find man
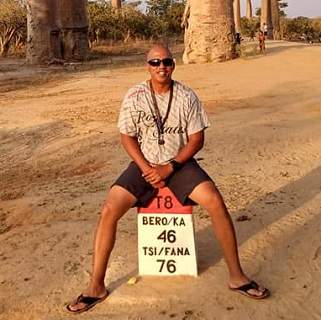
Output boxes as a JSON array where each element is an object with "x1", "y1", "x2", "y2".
[
  {"x1": 66, "y1": 45, "x2": 270, "y2": 314},
  {"x1": 259, "y1": 30, "x2": 266, "y2": 53},
  {"x1": 263, "y1": 23, "x2": 268, "y2": 37}
]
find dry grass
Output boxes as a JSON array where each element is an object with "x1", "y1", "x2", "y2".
[{"x1": 89, "y1": 38, "x2": 184, "y2": 59}]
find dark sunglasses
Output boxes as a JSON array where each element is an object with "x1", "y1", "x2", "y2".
[{"x1": 147, "y1": 58, "x2": 174, "y2": 67}]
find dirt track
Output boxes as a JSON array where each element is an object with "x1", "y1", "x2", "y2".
[{"x1": 0, "y1": 41, "x2": 321, "y2": 320}]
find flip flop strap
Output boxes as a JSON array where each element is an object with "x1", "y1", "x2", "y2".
[
  {"x1": 236, "y1": 281, "x2": 259, "y2": 292},
  {"x1": 76, "y1": 294, "x2": 103, "y2": 305}
]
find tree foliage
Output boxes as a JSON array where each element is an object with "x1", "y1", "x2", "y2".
[
  {"x1": 241, "y1": 17, "x2": 260, "y2": 37},
  {"x1": 0, "y1": 0, "x2": 26, "y2": 56},
  {"x1": 255, "y1": 1, "x2": 288, "y2": 17},
  {"x1": 278, "y1": 1, "x2": 288, "y2": 17},
  {"x1": 146, "y1": 0, "x2": 172, "y2": 16},
  {"x1": 284, "y1": 17, "x2": 321, "y2": 41},
  {"x1": 88, "y1": 1, "x2": 150, "y2": 42},
  {"x1": 88, "y1": 0, "x2": 185, "y2": 43}
]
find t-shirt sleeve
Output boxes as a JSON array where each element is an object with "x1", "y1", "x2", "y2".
[
  {"x1": 117, "y1": 90, "x2": 137, "y2": 137},
  {"x1": 186, "y1": 91, "x2": 210, "y2": 135}
]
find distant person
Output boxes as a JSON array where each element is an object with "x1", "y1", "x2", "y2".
[
  {"x1": 235, "y1": 32, "x2": 242, "y2": 56},
  {"x1": 258, "y1": 30, "x2": 266, "y2": 53},
  {"x1": 263, "y1": 23, "x2": 268, "y2": 37},
  {"x1": 235, "y1": 32, "x2": 242, "y2": 45},
  {"x1": 306, "y1": 34, "x2": 313, "y2": 44},
  {"x1": 66, "y1": 44, "x2": 270, "y2": 314}
]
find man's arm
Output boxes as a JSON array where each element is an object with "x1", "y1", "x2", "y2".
[
  {"x1": 172, "y1": 130, "x2": 204, "y2": 164},
  {"x1": 120, "y1": 133, "x2": 151, "y2": 174},
  {"x1": 121, "y1": 133, "x2": 166, "y2": 188},
  {"x1": 143, "y1": 130, "x2": 205, "y2": 184}
]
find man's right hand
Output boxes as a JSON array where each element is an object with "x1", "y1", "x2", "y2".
[
  {"x1": 152, "y1": 181, "x2": 166, "y2": 189},
  {"x1": 142, "y1": 164, "x2": 173, "y2": 187},
  {"x1": 142, "y1": 166, "x2": 169, "y2": 189}
]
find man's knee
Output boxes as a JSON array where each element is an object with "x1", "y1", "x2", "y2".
[
  {"x1": 190, "y1": 181, "x2": 224, "y2": 209},
  {"x1": 99, "y1": 185, "x2": 136, "y2": 223},
  {"x1": 207, "y1": 186, "x2": 225, "y2": 210},
  {"x1": 100, "y1": 201, "x2": 122, "y2": 224}
]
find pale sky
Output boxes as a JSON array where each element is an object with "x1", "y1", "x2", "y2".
[
  {"x1": 241, "y1": 0, "x2": 321, "y2": 18},
  {"x1": 139, "y1": 1, "x2": 321, "y2": 18}
]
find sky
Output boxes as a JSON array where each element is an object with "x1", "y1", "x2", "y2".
[
  {"x1": 241, "y1": 0, "x2": 321, "y2": 18},
  {"x1": 139, "y1": 1, "x2": 321, "y2": 18}
]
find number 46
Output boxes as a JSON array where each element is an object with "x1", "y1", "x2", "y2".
[{"x1": 157, "y1": 230, "x2": 176, "y2": 243}]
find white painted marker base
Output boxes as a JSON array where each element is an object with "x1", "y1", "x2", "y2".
[
  {"x1": 138, "y1": 213, "x2": 197, "y2": 276},
  {"x1": 137, "y1": 187, "x2": 197, "y2": 276}
]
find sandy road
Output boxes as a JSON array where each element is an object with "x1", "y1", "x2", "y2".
[{"x1": 0, "y1": 41, "x2": 321, "y2": 319}]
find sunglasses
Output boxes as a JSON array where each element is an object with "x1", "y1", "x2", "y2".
[{"x1": 147, "y1": 58, "x2": 174, "y2": 67}]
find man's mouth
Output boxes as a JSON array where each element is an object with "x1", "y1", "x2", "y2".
[{"x1": 158, "y1": 71, "x2": 168, "y2": 76}]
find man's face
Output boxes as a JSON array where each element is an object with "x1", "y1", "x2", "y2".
[{"x1": 147, "y1": 47, "x2": 175, "y2": 85}]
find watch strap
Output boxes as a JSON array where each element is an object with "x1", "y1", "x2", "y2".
[{"x1": 170, "y1": 160, "x2": 183, "y2": 171}]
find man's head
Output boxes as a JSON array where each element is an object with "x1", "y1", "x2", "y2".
[{"x1": 146, "y1": 45, "x2": 175, "y2": 86}]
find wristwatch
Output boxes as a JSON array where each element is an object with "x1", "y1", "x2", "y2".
[{"x1": 170, "y1": 160, "x2": 183, "y2": 172}]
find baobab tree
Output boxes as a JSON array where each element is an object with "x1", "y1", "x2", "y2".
[
  {"x1": 246, "y1": 0, "x2": 253, "y2": 18},
  {"x1": 261, "y1": 0, "x2": 273, "y2": 39},
  {"x1": 271, "y1": 0, "x2": 281, "y2": 39},
  {"x1": 26, "y1": 0, "x2": 59, "y2": 64},
  {"x1": 26, "y1": 0, "x2": 88, "y2": 64},
  {"x1": 182, "y1": 0, "x2": 236, "y2": 64},
  {"x1": 233, "y1": 0, "x2": 241, "y2": 34},
  {"x1": 111, "y1": 0, "x2": 121, "y2": 9},
  {"x1": 57, "y1": 0, "x2": 89, "y2": 61}
]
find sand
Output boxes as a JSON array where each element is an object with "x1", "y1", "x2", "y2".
[{"x1": 0, "y1": 41, "x2": 321, "y2": 320}]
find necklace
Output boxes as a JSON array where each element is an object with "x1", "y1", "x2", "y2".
[{"x1": 149, "y1": 80, "x2": 174, "y2": 145}]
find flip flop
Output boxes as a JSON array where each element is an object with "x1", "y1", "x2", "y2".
[
  {"x1": 229, "y1": 281, "x2": 270, "y2": 300},
  {"x1": 66, "y1": 290, "x2": 109, "y2": 314}
]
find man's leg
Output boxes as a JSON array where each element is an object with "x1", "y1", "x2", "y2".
[
  {"x1": 68, "y1": 185, "x2": 137, "y2": 311},
  {"x1": 189, "y1": 181, "x2": 268, "y2": 297}
]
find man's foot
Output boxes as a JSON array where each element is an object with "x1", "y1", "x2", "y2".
[
  {"x1": 66, "y1": 290, "x2": 109, "y2": 314},
  {"x1": 229, "y1": 280, "x2": 270, "y2": 300}
]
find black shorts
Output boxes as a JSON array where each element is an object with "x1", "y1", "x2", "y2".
[{"x1": 113, "y1": 159, "x2": 212, "y2": 207}]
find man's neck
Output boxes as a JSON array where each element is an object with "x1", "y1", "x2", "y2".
[{"x1": 150, "y1": 79, "x2": 172, "y2": 94}]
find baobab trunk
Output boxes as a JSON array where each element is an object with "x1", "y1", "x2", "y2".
[
  {"x1": 271, "y1": 0, "x2": 281, "y2": 40},
  {"x1": 233, "y1": 0, "x2": 241, "y2": 34},
  {"x1": 261, "y1": 0, "x2": 273, "y2": 39},
  {"x1": 111, "y1": 0, "x2": 121, "y2": 9},
  {"x1": 26, "y1": 0, "x2": 61, "y2": 64},
  {"x1": 183, "y1": 0, "x2": 236, "y2": 64},
  {"x1": 246, "y1": 0, "x2": 253, "y2": 18},
  {"x1": 26, "y1": 0, "x2": 88, "y2": 64},
  {"x1": 57, "y1": 0, "x2": 89, "y2": 60}
]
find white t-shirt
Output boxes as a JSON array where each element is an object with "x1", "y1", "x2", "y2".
[{"x1": 118, "y1": 80, "x2": 210, "y2": 165}]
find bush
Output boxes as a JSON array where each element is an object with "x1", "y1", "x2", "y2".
[
  {"x1": 88, "y1": 0, "x2": 185, "y2": 44},
  {"x1": 240, "y1": 17, "x2": 260, "y2": 38},
  {"x1": 284, "y1": 17, "x2": 321, "y2": 41},
  {"x1": 0, "y1": 0, "x2": 26, "y2": 57},
  {"x1": 146, "y1": 0, "x2": 185, "y2": 38}
]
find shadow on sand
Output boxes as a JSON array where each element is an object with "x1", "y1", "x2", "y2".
[{"x1": 196, "y1": 164, "x2": 321, "y2": 274}]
